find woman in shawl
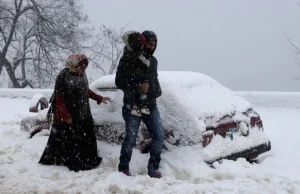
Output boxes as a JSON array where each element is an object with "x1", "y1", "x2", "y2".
[{"x1": 39, "y1": 54, "x2": 111, "y2": 172}]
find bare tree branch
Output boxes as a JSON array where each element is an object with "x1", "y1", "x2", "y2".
[
  {"x1": 0, "y1": 26, "x2": 7, "y2": 43},
  {"x1": 0, "y1": 7, "x2": 14, "y2": 17},
  {"x1": 87, "y1": 25, "x2": 124, "y2": 75},
  {"x1": 283, "y1": 31, "x2": 300, "y2": 54},
  {"x1": 284, "y1": 25, "x2": 300, "y2": 80},
  {"x1": 1, "y1": 55, "x2": 21, "y2": 87},
  {"x1": 14, "y1": 0, "x2": 18, "y2": 12},
  {"x1": 0, "y1": 61, "x2": 3, "y2": 75},
  {"x1": 2, "y1": 13, "x2": 18, "y2": 56},
  {"x1": 0, "y1": 16, "x2": 14, "y2": 20},
  {"x1": 88, "y1": 58, "x2": 107, "y2": 75}
]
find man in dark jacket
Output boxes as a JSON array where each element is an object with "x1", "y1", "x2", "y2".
[{"x1": 115, "y1": 30, "x2": 163, "y2": 178}]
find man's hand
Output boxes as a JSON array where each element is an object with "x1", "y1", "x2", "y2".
[
  {"x1": 97, "y1": 97, "x2": 112, "y2": 104},
  {"x1": 140, "y1": 83, "x2": 149, "y2": 93}
]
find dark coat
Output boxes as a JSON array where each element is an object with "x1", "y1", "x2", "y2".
[
  {"x1": 39, "y1": 68, "x2": 102, "y2": 172},
  {"x1": 115, "y1": 48, "x2": 162, "y2": 108}
]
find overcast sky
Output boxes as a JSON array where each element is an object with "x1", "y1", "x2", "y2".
[{"x1": 83, "y1": 0, "x2": 300, "y2": 91}]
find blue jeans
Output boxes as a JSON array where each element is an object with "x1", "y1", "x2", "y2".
[{"x1": 118, "y1": 105, "x2": 164, "y2": 172}]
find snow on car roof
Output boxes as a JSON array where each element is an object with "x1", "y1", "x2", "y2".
[{"x1": 89, "y1": 71, "x2": 220, "y2": 89}]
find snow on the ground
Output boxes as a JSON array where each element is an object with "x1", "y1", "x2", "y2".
[
  {"x1": 0, "y1": 88, "x2": 52, "y2": 99},
  {"x1": 0, "y1": 97, "x2": 36, "y2": 124},
  {"x1": 235, "y1": 91, "x2": 300, "y2": 109},
  {"x1": 0, "y1": 97, "x2": 300, "y2": 193}
]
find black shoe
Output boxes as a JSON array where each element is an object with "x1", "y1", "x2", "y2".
[{"x1": 148, "y1": 169, "x2": 162, "y2": 178}]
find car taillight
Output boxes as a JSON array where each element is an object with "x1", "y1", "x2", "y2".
[{"x1": 250, "y1": 117, "x2": 263, "y2": 129}]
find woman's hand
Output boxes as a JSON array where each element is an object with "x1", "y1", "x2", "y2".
[{"x1": 97, "y1": 96, "x2": 112, "y2": 104}]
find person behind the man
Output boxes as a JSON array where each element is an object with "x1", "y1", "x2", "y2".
[{"x1": 115, "y1": 30, "x2": 163, "y2": 178}]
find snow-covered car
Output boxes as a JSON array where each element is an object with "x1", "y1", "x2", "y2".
[{"x1": 20, "y1": 71, "x2": 271, "y2": 164}]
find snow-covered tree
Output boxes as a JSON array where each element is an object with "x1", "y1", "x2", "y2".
[
  {"x1": 86, "y1": 25, "x2": 124, "y2": 75},
  {"x1": 284, "y1": 31, "x2": 300, "y2": 81},
  {"x1": 0, "y1": 0, "x2": 89, "y2": 88}
]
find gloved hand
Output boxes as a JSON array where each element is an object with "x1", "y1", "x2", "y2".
[{"x1": 140, "y1": 83, "x2": 149, "y2": 94}]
